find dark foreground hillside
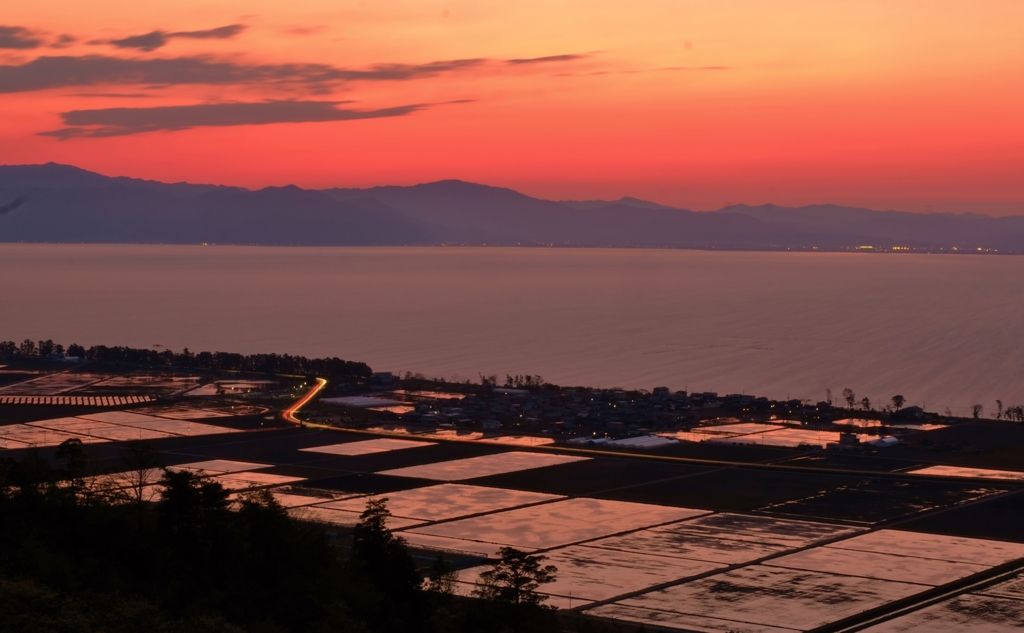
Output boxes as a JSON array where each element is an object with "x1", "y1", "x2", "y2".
[{"x1": 0, "y1": 445, "x2": 563, "y2": 633}]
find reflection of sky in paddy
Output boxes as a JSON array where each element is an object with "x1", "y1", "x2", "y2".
[
  {"x1": 858, "y1": 594, "x2": 1024, "y2": 633},
  {"x1": 681, "y1": 513, "x2": 860, "y2": 547},
  {"x1": 656, "y1": 431, "x2": 720, "y2": 443},
  {"x1": 368, "y1": 405, "x2": 416, "y2": 414},
  {"x1": 451, "y1": 581, "x2": 583, "y2": 610},
  {"x1": 833, "y1": 418, "x2": 883, "y2": 427},
  {"x1": 287, "y1": 505, "x2": 423, "y2": 530},
  {"x1": 694, "y1": 422, "x2": 788, "y2": 436},
  {"x1": 168, "y1": 459, "x2": 271, "y2": 474},
  {"x1": 459, "y1": 544, "x2": 724, "y2": 603},
  {"x1": 980, "y1": 572, "x2": 1024, "y2": 601},
  {"x1": 666, "y1": 425, "x2": 882, "y2": 447},
  {"x1": 360, "y1": 427, "x2": 555, "y2": 446},
  {"x1": 765, "y1": 546, "x2": 986, "y2": 586},
  {"x1": 856, "y1": 570, "x2": 1024, "y2": 632},
  {"x1": 420, "y1": 429, "x2": 485, "y2": 441},
  {"x1": 587, "y1": 603, "x2": 797, "y2": 633},
  {"x1": 79, "y1": 411, "x2": 238, "y2": 435},
  {"x1": 0, "y1": 372, "x2": 107, "y2": 395},
  {"x1": 408, "y1": 498, "x2": 705, "y2": 550},
  {"x1": 68, "y1": 425, "x2": 175, "y2": 441},
  {"x1": 229, "y1": 491, "x2": 358, "y2": 509},
  {"x1": 26, "y1": 417, "x2": 116, "y2": 432},
  {"x1": 589, "y1": 513, "x2": 858, "y2": 564},
  {"x1": 390, "y1": 390, "x2": 466, "y2": 400},
  {"x1": 590, "y1": 526, "x2": 790, "y2": 565},
  {"x1": 213, "y1": 471, "x2": 305, "y2": 490},
  {"x1": 615, "y1": 565, "x2": 925, "y2": 631},
  {"x1": 825, "y1": 530, "x2": 1024, "y2": 566},
  {"x1": 835, "y1": 418, "x2": 945, "y2": 432},
  {"x1": 80, "y1": 410, "x2": 175, "y2": 426},
  {"x1": 150, "y1": 407, "x2": 234, "y2": 420},
  {"x1": 26, "y1": 417, "x2": 151, "y2": 441},
  {"x1": 318, "y1": 483, "x2": 560, "y2": 521},
  {"x1": 378, "y1": 451, "x2": 589, "y2": 481},
  {"x1": 400, "y1": 533, "x2": 510, "y2": 558},
  {"x1": 478, "y1": 435, "x2": 555, "y2": 446},
  {"x1": 708, "y1": 428, "x2": 853, "y2": 448},
  {"x1": 300, "y1": 438, "x2": 434, "y2": 456},
  {"x1": 909, "y1": 464, "x2": 1024, "y2": 482},
  {"x1": 0, "y1": 425, "x2": 98, "y2": 446}
]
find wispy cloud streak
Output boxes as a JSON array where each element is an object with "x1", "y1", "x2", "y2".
[
  {"x1": 0, "y1": 55, "x2": 491, "y2": 93},
  {"x1": 101, "y1": 25, "x2": 247, "y2": 51},
  {"x1": 40, "y1": 100, "x2": 429, "y2": 138},
  {"x1": 506, "y1": 54, "x2": 588, "y2": 65}
]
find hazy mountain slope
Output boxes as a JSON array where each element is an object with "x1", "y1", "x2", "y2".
[
  {"x1": 324, "y1": 181, "x2": 813, "y2": 247},
  {"x1": 0, "y1": 162, "x2": 233, "y2": 198},
  {"x1": 0, "y1": 180, "x2": 432, "y2": 245},
  {"x1": 326, "y1": 180, "x2": 578, "y2": 243},
  {"x1": 559, "y1": 197, "x2": 677, "y2": 210},
  {"x1": 1, "y1": 163, "x2": 1023, "y2": 250},
  {"x1": 721, "y1": 204, "x2": 1024, "y2": 251},
  {"x1": 322, "y1": 182, "x2": 926, "y2": 247}
]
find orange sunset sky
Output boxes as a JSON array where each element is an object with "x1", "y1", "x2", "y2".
[{"x1": 2, "y1": 1, "x2": 1023, "y2": 213}]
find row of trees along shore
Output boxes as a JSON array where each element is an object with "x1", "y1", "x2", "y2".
[
  {"x1": 0, "y1": 439, "x2": 569, "y2": 633},
  {"x1": 0, "y1": 339, "x2": 372, "y2": 379},
  {"x1": 9, "y1": 338, "x2": 1021, "y2": 421},
  {"x1": 829, "y1": 387, "x2": 1024, "y2": 422}
]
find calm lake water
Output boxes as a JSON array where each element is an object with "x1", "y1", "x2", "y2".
[{"x1": 3, "y1": 244, "x2": 1023, "y2": 415}]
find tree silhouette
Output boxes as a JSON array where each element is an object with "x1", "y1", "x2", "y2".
[
  {"x1": 117, "y1": 441, "x2": 163, "y2": 532},
  {"x1": 474, "y1": 547, "x2": 558, "y2": 632},
  {"x1": 351, "y1": 498, "x2": 421, "y2": 600},
  {"x1": 55, "y1": 437, "x2": 87, "y2": 493},
  {"x1": 425, "y1": 554, "x2": 459, "y2": 596},
  {"x1": 891, "y1": 395, "x2": 905, "y2": 411},
  {"x1": 972, "y1": 404, "x2": 984, "y2": 419},
  {"x1": 843, "y1": 388, "x2": 856, "y2": 409},
  {"x1": 861, "y1": 396, "x2": 871, "y2": 411}
]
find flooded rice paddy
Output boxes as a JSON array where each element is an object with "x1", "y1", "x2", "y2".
[
  {"x1": 0, "y1": 405, "x2": 258, "y2": 448},
  {"x1": 909, "y1": 464, "x2": 1024, "y2": 482},
  {"x1": 300, "y1": 437, "x2": 435, "y2": 456},
  {"x1": 377, "y1": 450, "x2": 589, "y2": 481},
  {"x1": 316, "y1": 483, "x2": 560, "y2": 522}
]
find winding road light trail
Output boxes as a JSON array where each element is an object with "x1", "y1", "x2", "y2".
[{"x1": 282, "y1": 377, "x2": 327, "y2": 425}]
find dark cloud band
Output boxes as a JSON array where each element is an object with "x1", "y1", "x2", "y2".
[
  {"x1": 104, "y1": 24, "x2": 247, "y2": 51},
  {"x1": 40, "y1": 100, "x2": 428, "y2": 138},
  {"x1": 0, "y1": 55, "x2": 490, "y2": 93},
  {"x1": 506, "y1": 54, "x2": 588, "y2": 65},
  {"x1": 0, "y1": 25, "x2": 43, "y2": 49}
]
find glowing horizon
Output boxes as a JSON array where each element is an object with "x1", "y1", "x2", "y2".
[{"x1": 3, "y1": 1, "x2": 1024, "y2": 214}]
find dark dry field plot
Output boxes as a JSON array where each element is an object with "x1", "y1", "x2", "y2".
[{"x1": 759, "y1": 477, "x2": 1008, "y2": 524}]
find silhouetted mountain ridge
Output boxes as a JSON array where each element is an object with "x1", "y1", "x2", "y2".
[{"x1": 1, "y1": 163, "x2": 1022, "y2": 250}]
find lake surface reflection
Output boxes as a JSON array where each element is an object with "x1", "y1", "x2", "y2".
[{"x1": 2, "y1": 244, "x2": 1022, "y2": 414}]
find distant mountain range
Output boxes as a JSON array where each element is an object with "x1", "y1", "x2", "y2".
[{"x1": 2, "y1": 162, "x2": 1023, "y2": 252}]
